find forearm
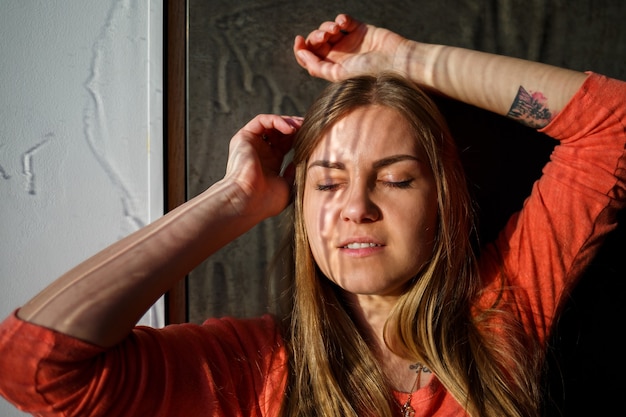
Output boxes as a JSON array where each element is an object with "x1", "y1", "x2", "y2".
[
  {"x1": 397, "y1": 41, "x2": 588, "y2": 126},
  {"x1": 18, "y1": 179, "x2": 262, "y2": 348}
]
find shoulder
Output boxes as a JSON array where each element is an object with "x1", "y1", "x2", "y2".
[
  {"x1": 200, "y1": 314, "x2": 284, "y2": 348},
  {"x1": 138, "y1": 314, "x2": 285, "y2": 358}
]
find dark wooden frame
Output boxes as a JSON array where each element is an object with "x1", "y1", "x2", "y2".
[{"x1": 164, "y1": 0, "x2": 188, "y2": 324}]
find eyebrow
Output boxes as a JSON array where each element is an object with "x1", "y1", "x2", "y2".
[
  {"x1": 307, "y1": 154, "x2": 421, "y2": 171},
  {"x1": 308, "y1": 160, "x2": 345, "y2": 170},
  {"x1": 372, "y1": 154, "x2": 421, "y2": 169}
]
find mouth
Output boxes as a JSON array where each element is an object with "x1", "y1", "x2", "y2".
[{"x1": 342, "y1": 242, "x2": 383, "y2": 249}]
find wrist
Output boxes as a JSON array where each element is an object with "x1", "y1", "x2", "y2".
[
  {"x1": 208, "y1": 178, "x2": 271, "y2": 224},
  {"x1": 392, "y1": 40, "x2": 441, "y2": 90}
]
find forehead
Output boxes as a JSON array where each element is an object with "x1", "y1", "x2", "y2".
[{"x1": 309, "y1": 105, "x2": 420, "y2": 162}]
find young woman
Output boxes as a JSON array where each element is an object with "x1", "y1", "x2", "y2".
[{"x1": 1, "y1": 13, "x2": 624, "y2": 417}]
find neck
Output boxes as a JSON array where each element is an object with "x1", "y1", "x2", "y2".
[
  {"x1": 343, "y1": 293, "x2": 397, "y2": 348},
  {"x1": 342, "y1": 292, "x2": 433, "y2": 393}
]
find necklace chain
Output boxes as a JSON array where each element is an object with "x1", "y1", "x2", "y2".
[{"x1": 400, "y1": 363, "x2": 429, "y2": 417}]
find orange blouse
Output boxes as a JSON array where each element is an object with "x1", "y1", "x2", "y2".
[{"x1": 1, "y1": 73, "x2": 625, "y2": 417}]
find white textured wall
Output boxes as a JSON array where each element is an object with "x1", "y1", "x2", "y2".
[{"x1": 0, "y1": 1, "x2": 163, "y2": 415}]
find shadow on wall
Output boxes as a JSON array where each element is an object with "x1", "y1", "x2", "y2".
[{"x1": 187, "y1": 1, "x2": 626, "y2": 416}]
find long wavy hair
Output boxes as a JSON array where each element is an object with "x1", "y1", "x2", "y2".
[{"x1": 274, "y1": 73, "x2": 542, "y2": 417}]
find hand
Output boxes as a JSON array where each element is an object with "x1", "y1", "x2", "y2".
[
  {"x1": 293, "y1": 14, "x2": 407, "y2": 82},
  {"x1": 223, "y1": 114, "x2": 302, "y2": 219}
]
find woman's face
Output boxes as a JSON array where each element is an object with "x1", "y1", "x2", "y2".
[{"x1": 303, "y1": 105, "x2": 438, "y2": 297}]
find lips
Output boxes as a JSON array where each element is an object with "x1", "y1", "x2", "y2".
[
  {"x1": 338, "y1": 239, "x2": 385, "y2": 258},
  {"x1": 343, "y1": 242, "x2": 382, "y2": 249},
  {"x1": 338, "y1": 236, "x2": 385, "y2": 249}
]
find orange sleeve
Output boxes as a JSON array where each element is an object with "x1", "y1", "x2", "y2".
[
  {"x1": 480, "y1": 72, "x2": 626, "y2": 344},
  {"x1": 0, "y1": 311, "x2": 288, "y2": 417}
]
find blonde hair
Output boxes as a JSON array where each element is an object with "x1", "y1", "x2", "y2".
[{"x1": 275, "y1": 73, "x2": 542, "y2": 417}]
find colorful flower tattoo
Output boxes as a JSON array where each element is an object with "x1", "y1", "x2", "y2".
[{"x1": 507, "y1": 86, "x2": 553, "y2": 128}]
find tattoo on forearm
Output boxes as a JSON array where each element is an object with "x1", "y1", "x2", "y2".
[{"x1": 506, "y1": 86, "x2": 553, "y2": 128}]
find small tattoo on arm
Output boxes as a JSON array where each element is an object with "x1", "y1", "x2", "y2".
[{"x1": 507, "y1": 86, "x2": 553, "y2": 128}]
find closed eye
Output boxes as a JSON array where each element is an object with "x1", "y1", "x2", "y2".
[
  {"x1": 316, "y1": 183, "x2": 342, "y2": 191},
  {"x1": 381, "y1": 179, "x2": 413, "y2": 189}
]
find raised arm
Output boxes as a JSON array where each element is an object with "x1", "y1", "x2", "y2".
[
  {"x1": 17, "y1": 114, "x2": 301, "y2": 348},
  {"x1": 294, "y1": 14, "x2": 587, "y2": 128}
]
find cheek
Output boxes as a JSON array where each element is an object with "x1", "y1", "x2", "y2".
[
  {"x1": 396, "y1": 191, "x2": 439, "y2": 256},
  {"x1": 420, "y1": 196, "x2": 439, "y2": 239},
  {"x1": 302, "y1": 191, "x2": 336, "y2": 271},
  {"x1": 419, "y1": 199, "x2": 439, "y2": 262},
  {"x1": 303, "y1": 187, "x2": 336, "y2": 237}
]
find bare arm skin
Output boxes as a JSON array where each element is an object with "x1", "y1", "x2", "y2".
[
  {"x1": 18, "y1": 115, "x2": 301, "y2": 348},
  {"x1": 294, "y1": 14, "x2": 587, "y2": 127}
]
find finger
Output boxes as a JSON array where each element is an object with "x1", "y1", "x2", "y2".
[
  {"x1": 304, "y1": 29, "x2": 334, "y2": 54},
  {"x1": 242, "y1": 114, "x2": 299, "y2": 137},
  {"x1": 294, "y1": 47, "x2": 320, "y2": 75},
  {"x1": 266, "y1": 116, "x2": 303, "y2": 151},
  {"x1": 317, "y1": 21, "x2": 351, "y2": 45},
  {"x1": 294, "y1": 48, "x2": 343, "y2": 81},
  {"x1": 335, "y1": 14, "x2": 361, "y2": 33},
  {"x1": 319, "y1": 18, "x2": 360, "y2": 45},
  {"x1": 318, "y1": 20, "x2": 341, "y2": 34},
  {"x1": 294, "y1": 35, "x2": 331, "y2": 74},
  {"x1": 241, "y1": 115, "x2": 302, "y2": 155},
  {"x1": 318, "y1": 14, "x2": 360, "y2": 35},
  {"x1": 284, "y1": 115, "x2": 304, "y2": 129},
  {"x1": 293, "y1": 35, "x2": 308, "y2": 68},
  {"x1": 300, "y1": 15, "x2": 360, "y2": 49}
]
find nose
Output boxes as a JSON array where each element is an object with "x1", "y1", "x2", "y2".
[{"x1": 340, "y1": 183, "x2": 380, "y2": 223}]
